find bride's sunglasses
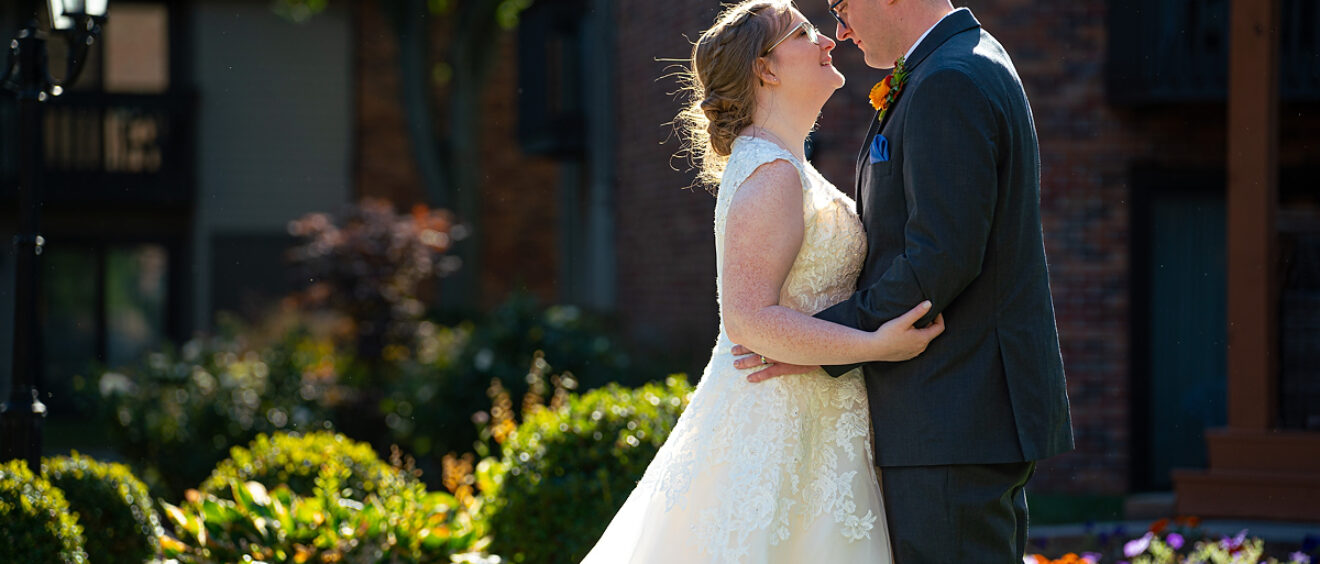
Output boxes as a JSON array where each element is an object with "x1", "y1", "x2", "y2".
[{"x1": 763, "y1": 21, "x2": 822, "y2": 56}]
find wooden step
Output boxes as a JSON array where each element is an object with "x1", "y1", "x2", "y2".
[
  {"x1": 1206, "y1": 429, "x2": 1320, "y2": 473},
  {"x1": 1174, "y1": 468, "x2": 1320, "y2": 521}
]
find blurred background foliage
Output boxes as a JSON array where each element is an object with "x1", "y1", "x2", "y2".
[{"x1": 80, "y1": 198, "x2": 674, "y2": 501}]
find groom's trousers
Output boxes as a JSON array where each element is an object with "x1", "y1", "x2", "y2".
[{"x1": 878, "y1": 461, "x2": 1036, "y2": 564}]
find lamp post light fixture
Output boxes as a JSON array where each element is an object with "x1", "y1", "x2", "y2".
[
  {"x1": 49, "y1": 0, "x2": 109, "y2": 33},
  {"x1": 0, "y1": 0, "x2": 107, "y2": 472}
]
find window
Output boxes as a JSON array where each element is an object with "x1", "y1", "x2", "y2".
[
  {"x1": 517, "y1": 0, "x2": 585, "y2": 157},
  {"x1": 1108, "y1": 0, "x2": 1320, "y2": 104},
  {"x1": 3, "y1": 0, "x2": 191, "y2": 198},
  {"x1": 102, "y1": 3, "x2": 171, "y2": 94},
  {"x1": 43, "y1": 243, "x2": 173, "y2": 412}
]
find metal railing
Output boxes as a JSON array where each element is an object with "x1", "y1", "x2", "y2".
[{"x1": 0, "y1": 91, "x2": 195, "y2": 205}]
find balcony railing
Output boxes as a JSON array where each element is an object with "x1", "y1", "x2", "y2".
[
  {"x1": 0, "y1": 91, "x2": 196, "y2": 206},
  {"x1": 1108, "y1": 0, "x2": 1320, "y2": 105}
]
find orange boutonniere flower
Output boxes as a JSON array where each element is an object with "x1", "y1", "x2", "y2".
[
  {"x1": 868, "y1": 76, "x2": 893, "y2": 108},
  {"x1": 868, "y1": 56, "x2": 909, "y2": 123}
]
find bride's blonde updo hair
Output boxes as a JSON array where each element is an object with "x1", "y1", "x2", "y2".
[{"x1": 675, "y1": 0, "x2": 793, "y2": 191}]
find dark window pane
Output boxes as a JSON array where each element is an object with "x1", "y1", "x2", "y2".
[
  {"x1": 106, "y1": 245, "x2": 168, "y2": 367},
  {"x1": 1281, "y1": 234, "x2": 1320, "y2": 430},
  {"x1": 43, "y1": 247, "x2": 100, "y2": 411}
]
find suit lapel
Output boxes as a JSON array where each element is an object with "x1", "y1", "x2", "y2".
[
  {"x1": 852, "y1": 9, "x2": 982, "y2": 219},
  {"x1": 854, "y1": 109, "x2": 883, "y2": 217},
  {"x1": 872, "y1": 10, "x2": 980, "y2": 135}
]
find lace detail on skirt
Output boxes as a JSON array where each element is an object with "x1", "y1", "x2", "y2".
[{"x1": 581, "y1": 136, "x2": 886, "y2": 563}]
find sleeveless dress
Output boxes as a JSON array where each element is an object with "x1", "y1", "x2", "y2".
[{"x1": 581, "y1": 136, "x2": 892, "y2": 563}]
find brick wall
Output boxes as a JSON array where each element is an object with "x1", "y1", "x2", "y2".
[
  {"x1": 477, "y1": 34, "x2": 562, "y2": 307},
  {"x1": 612, "y1": 2, "x2": 877, "y2": 369},
  {"x1": 611, "y1": 0, "x2": 1320, "y2": 495},
  {"x1": 613, "y1": 2, "x2": 723, "y2": 367},
  {"x1": 984, "y1": 0, "x2": 1148, "y2": 495},
  {"x1": 354, "y1": 0, "x2": 424, "y2": 205},
  {"x1": 356, "y1": 0, "x2": 1320, "y2": 495},
  {"x1": 982, "y1": 0, "x2": 1320, "y2": 493}
]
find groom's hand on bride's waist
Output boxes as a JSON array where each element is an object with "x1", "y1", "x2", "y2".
[{"x1": 730, "y1": 345, "x2": 819, "y2": 383}]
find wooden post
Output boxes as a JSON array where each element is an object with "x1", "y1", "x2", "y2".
[
  {"x1": 1175, "y1": 0, "x2": 1320, "y2": 521},
  {"x1": 1225, "y1": 0, "x2": 1280, "y2": 431}
]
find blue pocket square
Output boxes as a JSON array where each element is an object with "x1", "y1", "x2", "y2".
[{"x1": 868, "y1": 134, "x2": 890, "y2": 164}]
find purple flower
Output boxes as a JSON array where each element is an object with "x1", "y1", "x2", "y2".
[
  {"x1": 1125, "y1": 532, "x2": 1155, "y2": 558},
  {"x1": 1290, "y1": 552, "x2": 1311, "y2": 564},
  {"x1": 1166, "y1": 532, "x2": 1185, "y2": 550},
  {"x1": 1220, "y1": 529, "x2": 1249, "y2": 552},
  {"x1": 1082, "y1": 552, "x2": 1103, "y2": 563}
]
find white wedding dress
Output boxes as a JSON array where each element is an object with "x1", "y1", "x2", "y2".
[{"x1": 581, "y1": 136, "x2": 893, "y2": 563}]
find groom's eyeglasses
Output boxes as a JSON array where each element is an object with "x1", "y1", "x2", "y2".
[
  {"x1": 829, "y1": 0, "x2": 848, "y2": 29},
  {"x1": 763, "y1": 21, "x2": 821, "y2": 56}
]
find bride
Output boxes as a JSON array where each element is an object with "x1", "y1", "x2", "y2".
[{"x1": 581, "y1": 1, "x2": 945, "y2": 562}]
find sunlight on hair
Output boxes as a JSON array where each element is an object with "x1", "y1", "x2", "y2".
[{"x1": 666, "y1": 0, "x2": 794, "y2": 192}]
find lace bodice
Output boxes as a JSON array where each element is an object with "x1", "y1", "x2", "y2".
[
  {"x1": 597, "y1": 136, "x2": 886, "y2": 563},
  {"x1": 714, "y1": 136, "x2": 867, "y2": 318}
]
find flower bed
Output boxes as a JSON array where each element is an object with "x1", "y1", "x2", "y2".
[{"x1": 1028, "y1": 517, "x2": 1318, "y2": 564}]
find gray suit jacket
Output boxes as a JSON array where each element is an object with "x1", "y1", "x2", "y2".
[{"x1": 816, "y1": 9, "x2": 1073, "y2": 467}]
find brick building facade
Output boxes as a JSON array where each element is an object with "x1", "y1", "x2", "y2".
[
  {"x1": 612, "y1": 1, "x2": 1320, "y2": 496},
  {"x1": 355, "y1": 0, "x2": 1320, "y2": 496}
]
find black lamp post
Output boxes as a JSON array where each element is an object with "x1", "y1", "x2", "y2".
[{"x1": 0, "y1": 0, "x2": 106, "y2": 472}]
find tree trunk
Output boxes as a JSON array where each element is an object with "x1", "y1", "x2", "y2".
[
  {"x1": 441, "y1": 0, "x2": 504, "y2": 307},
  {"x1": 384, "y1": 0, "x2": 451, "y2": 208},
  {"x1": 378, "y1": 0, "x2": 511, "y2": 308}
]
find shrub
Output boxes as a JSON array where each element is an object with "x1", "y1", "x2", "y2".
[
  {"x1": 42, "y1": 452, "x2": 162, "y2": 563},
  {"x1": 92, "y1": 291, "x2": 660, "y2": 497},
  {"x1": 456, "y1": 292, "x2": 656, "y2": 394},
  {"x1": 171, "y1": 431, "x2": 488, "y2": 563},
  {"x1": 481, "y1": 374, "x2": 693, "y2": 564},
  {"x1": 94, "y1": 325, "x2": 344, "y2": 497},
  {"x1": 402, "y1": 292, "x2": 672, "y2": 461},
  {"x1": 200, "y1": 431, "x2": 417, "y2": 502},
  {"x1": 162, "y1": 473, "x2": 483, "y2": 563},
  {"x1": 286, "y1": 198, "x2": 462, "y2": 360},
  {"x1": 0, "y1": 459, "x2": 88, "y2": 563},
  {"x1": 92, "y1": 281, "x2": 671, "y2": 493},
  {"x1": 363, "y1": 319, "x2": 470, "y2": 462}
]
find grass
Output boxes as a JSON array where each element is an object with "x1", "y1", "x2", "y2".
[{"x1": 1028, "y1": 493, "x2": 1126, "y2": 525}]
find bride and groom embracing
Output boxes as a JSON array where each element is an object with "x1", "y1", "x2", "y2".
[{"x1": 585, "y1": 0, "x2": 1073, "y2": 561}]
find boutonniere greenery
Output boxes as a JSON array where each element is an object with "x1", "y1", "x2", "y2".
[{"x1": 868, "y1": 56, "x2": 909, "y2": 123}]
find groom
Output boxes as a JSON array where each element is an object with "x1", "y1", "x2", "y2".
[{"x1": 735, "y1": 0, "x2": 1073, "y2": 561}]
